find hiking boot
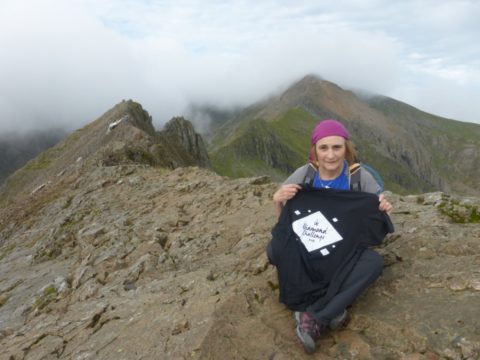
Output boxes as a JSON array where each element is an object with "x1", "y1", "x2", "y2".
[
  {"x1": 329, "y1": 309, "x2": 348, "y2": 330},
  {"x1": 293, "y1": 311, "x2": 324, "y2": 354}
]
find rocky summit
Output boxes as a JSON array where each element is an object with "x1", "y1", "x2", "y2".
[
  {"x1": 0, "y1": 163, "x2": 479, "y2": 359},
  {"x1": 0, "y1": 100, "x2": 480, "y2": 359}
]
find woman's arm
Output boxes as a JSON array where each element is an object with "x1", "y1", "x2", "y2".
[
  {"x1": 360, "y1": 167, "x2": 393, "y2": 214},
  {"x1": 272, "y1": 165, "x2": 310, "y2": 217}
]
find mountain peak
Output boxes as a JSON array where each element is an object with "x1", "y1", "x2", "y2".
[
  {"x1": 0, "y1": 101, "x2": 210, "y2": 205},
  {"x1": 251, "y1": 74, "x2": 358, "y2": 122}
]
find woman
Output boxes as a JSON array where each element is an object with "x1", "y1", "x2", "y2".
[{"x1": 271, "y1": 119, "x2": 393, "y2": 353}]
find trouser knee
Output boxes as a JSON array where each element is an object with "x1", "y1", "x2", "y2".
[
  {"x1": 363, "y1": 249, "x2": 384, "y2": 279},
  {"x1": 266, "y1": 241, "x2": 275, "y2": 265}
]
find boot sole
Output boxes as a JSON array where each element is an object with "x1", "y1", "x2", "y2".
[{"x1": 295, "y1": 326, "x2": 316, "y2": 354}]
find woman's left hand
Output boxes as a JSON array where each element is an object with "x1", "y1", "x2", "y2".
[{"x1": 379, "y1": 194, "x2": 393, "y2": 214}]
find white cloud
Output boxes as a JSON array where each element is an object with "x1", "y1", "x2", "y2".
[
  {"x1": 392, "y1": 76, "x2": 480, "y2": 123},
  {"x1": 0, "y1": 0, "x2": 479, "y2": 133},
  {"x1": 0, "y1": 0, "x2": 142, "y2": 131}
]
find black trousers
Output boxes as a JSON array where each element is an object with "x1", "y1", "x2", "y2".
[{"x1": 307, "y1": 248, "x2": 384, "y2": 325}]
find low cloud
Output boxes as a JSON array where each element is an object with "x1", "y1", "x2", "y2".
[{"x1": 0, "y1": 0, "x2": 478, "y2": 134}]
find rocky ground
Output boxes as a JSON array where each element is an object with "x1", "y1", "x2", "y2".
[{"x1": 0, "y1": 163, "x2": 479, "y2": 360}]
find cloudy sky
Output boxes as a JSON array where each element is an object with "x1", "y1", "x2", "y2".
[{"x1": 1, "y1": 0, "x2": 479, "y2": 133}]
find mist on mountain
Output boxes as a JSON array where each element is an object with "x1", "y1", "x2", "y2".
[{"x1": 0, "y1": 129, "x2": 67, "y2": 185}]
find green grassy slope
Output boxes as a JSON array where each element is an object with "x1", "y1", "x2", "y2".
[
  {"x1": 367, "y1": 97, "x2": 480, "y2": 192},
  {"x1": 211, "y1": 116, "x2": 297, "y2": 180}
]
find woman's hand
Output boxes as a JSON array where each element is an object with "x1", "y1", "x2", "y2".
[
  {"x1": 273, "y1": 184, "x2": 302, "y2": 204},
  {"x1": 273, "y1": 184, "x2": 301, "y2": 217},
  {"x1": 379, "y1": 194, "x2": 393, "y2": 214}
]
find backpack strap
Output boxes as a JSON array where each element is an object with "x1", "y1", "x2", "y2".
[
  {"x1": 349, "y1": 163, "x2": 362, "y2": 191},
  {"x1": 303, "y1": 164, "x2": 317, "y2": 187},
  {"x1": 304, "y1": 163, "x2": 362, "y2": 190}
]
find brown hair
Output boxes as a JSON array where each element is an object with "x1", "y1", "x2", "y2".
[
  {"x1": 309, "y1": 139, "x2": 358, "y2": 169},
  {"x1": 345, "y1": 139, "x2": 357, "y2": 165}
]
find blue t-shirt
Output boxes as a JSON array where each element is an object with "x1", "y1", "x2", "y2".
[{"x1": 312, "y1": 161, "x2": 349, "y2": 190}]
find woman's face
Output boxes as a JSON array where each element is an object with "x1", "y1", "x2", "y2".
[{"x1": 315, "y1": 135, "x2": 346, "y2": 177}]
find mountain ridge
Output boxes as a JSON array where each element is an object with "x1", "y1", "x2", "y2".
[
  {"x1": 2, "y1": 75, "x2": 478, "y2": 197},
  {"x1": 0, "y1": 100, "x2": 211, "y2": 207}
]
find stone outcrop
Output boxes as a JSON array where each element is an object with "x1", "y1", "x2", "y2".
[
  {"x1": 1, "y1": 162, "x2": 479, "y2": 359},
  {"x1": 161, "y1": 117, "x2": 211, "y2": 168}
]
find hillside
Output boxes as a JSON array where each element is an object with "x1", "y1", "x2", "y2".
[
  {"x1": 207, "y1": 75, "x2": 480, "y2": 195},
  {"x1": 366, "y1": 96, "x2": 480, "y2": 193}
]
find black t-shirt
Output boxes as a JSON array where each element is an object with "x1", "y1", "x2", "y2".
[{"x1": 270, "y1": 187, "x2": 394, "y2": 310}]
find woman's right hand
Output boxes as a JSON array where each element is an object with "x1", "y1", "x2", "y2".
[{"x1": 273, "y1": 184, "x2": 302, "y2": 204}]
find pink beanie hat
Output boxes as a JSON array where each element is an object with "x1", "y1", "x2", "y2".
[{"x1": 311, "y1": 119, "x2": 349, "y2": 145}]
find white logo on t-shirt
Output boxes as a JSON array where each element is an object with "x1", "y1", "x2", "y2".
[{"x1": 292, "y1": 211, "x2": 343, "y2": 253}]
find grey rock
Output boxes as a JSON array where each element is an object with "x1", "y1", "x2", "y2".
[
  {"x1": 1, "y1": 165, "x2": 479, "y2": 359},
  {"x1": 72, "y1": 266, "x2": 96, "y2": 290},
  {"x1": 54, "y1": 276, "x2": 69, "y2": 294}
]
